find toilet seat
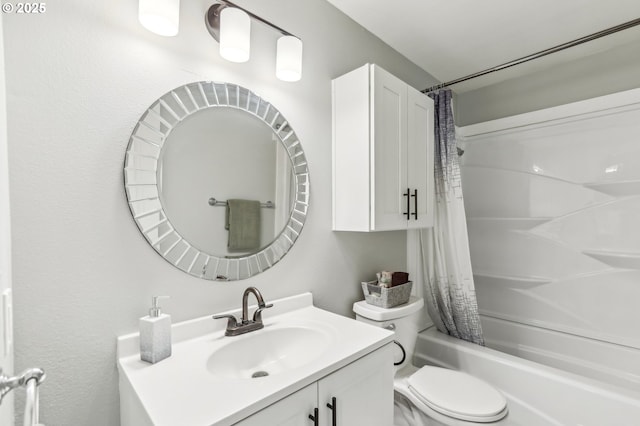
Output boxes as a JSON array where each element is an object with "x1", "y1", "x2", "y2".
[{"x1": 407, "y1": 366, "x2": 508, "y2": 423}]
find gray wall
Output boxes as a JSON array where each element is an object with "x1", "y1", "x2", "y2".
[
  {"x1": 0, "y1": 11, "x2": 14, "y2": 424},
  {"x1": 455, "y1": 38, "x2": 640, "y2": 125},
  {"x1": 2, "y1": 0, "x2": 437, "y2": 424}
]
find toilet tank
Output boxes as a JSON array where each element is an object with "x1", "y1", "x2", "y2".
[{"x1": 354, "y1": 297, "x2": 424, "y2": 371}]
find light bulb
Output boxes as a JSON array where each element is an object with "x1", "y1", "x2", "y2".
[
  {"x1": 276, "y1": 36, "x2": 303, "y2": 82},
  {"x1": 219, "y1": 7, "x2": 251, "y2": 63}
]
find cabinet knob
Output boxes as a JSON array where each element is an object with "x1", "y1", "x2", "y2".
[
  {"x1": 308, "y1": 407, "x2": 319, "y2": 425},
  {"x1": 403, "y1": 188, "x2": 411, "y2": 219},
  {"x1": 326, "y1": 396, "x2": 337, "y2": 426},
  {"x1": 411, "y1": 189, "x2": 418, "y2": 220}
]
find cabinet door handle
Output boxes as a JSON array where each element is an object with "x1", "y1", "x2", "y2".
[
  {"x1": 411, "y1": 189, "x2": 418, "y2": 220},
  {"x1": 326, "y1": 396, "x2": 337, "y2": 426},
  {"x1": 403, "y1": 188, "x2": 410, "y2": 220},
  {"x1": 308, "y1": 407, "x2": 319, "y2": 425}
]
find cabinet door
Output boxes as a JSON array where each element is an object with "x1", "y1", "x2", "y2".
[
  {"x1": 407, "y1": 86, "x2": 434, "y2": 229},
  {"x1": 371, "y1": 66, "x2": 409, "y2": 231},
  {"x1": 317, "y1": 344, "x2": 394, "y2": 426},
  {"x1": 234, "y1": 383, "x2": 317, "y2": 426}
]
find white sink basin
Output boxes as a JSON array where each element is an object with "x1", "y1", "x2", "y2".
[
  {"x1": 117, "y1": 292, "x2": 394, "y2": 426},
  {"x1": 206, "y1": 326, "x2": 332, "y2": 379}
]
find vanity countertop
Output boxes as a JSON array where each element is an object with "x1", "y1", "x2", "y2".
[{"x1": 117, "y1": 293, "x2": 394, "y2": 426}]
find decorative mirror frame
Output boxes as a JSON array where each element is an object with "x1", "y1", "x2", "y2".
[{"x1": 124, "y1": 81, "x2": 309, "y2": 281}]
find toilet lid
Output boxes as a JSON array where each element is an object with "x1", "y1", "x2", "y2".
[{"x1": 408, "y1": 366, "x2": 507, "y2": 422}]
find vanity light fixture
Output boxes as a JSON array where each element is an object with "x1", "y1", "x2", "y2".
[
  {"x1": 276, "y1": 35, "x2": 303, "y2": 82},
  {"x1": 219, "y1": 7, "x2": 251, "y2": 63},
  {"x1": 138, "y1": 0, "x2": 180, "y2": 37},
  {"x1": 205, "y1": 0, "x2": 303, "y2": 82}
]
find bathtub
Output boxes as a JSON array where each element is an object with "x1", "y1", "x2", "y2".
[
  {"x1": 480, "y1": 315, "x2": 640, "y2": 393},
  {"x1": 413, "y1": 326, "x2": 640, "y2": 425}
]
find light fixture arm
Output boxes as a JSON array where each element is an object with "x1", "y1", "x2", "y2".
[{"x1": 205, "y1": 0, "x2": 299, "y2": 42}]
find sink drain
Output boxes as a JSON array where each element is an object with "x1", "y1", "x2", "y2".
[{"x1": 251, "y1": 371, "x2": 269, "y2": 378}]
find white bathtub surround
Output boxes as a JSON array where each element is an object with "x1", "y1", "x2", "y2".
[
  {"x1": 415, "y1": 327, "x2": 640, "y2": 424},
  {"x1": 419, "y1": 89, "x2": 483, "y2": 345},
  {"x1": 117, "y1": 293, "x2": 394, "y2": 426},
  {"x1": 458, "y1": 88, "x2": 640, "y2": 389}
]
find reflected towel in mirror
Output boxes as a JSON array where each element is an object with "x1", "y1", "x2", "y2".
[{"x1": 225, "y1": 199, "x2": 261, "y2": 251}]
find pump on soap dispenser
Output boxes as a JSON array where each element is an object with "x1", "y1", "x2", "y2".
[{"x1": 140, "y1": 296, "x2": 171, "y2": 364}]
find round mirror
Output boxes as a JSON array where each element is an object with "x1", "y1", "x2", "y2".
[{"x1": 124, "y1": 82, "x2": 309, "y2": 280}]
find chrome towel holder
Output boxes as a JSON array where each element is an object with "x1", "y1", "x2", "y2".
[
  {"x1": 0, "y1": 367, "x2": 45, "y2": 404},
  {"x1": 208, "y1": 197, "x2": 275, "y2": 209}
]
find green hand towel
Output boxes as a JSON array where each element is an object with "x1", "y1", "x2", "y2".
[{"x1": 226, "y1": 199, "x2": 261, "y2": 251}]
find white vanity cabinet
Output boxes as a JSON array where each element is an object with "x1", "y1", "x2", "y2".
[
  {"x1": 317, "y1": 342, "x2": 394, "y2": 426},
  {"x1": 234, "y1": 343, "x2": 394, "y2": 426},
  {"x1": 332, "y1": 63, "x2": 434, "y2": 231},
  {"x1": 117, "y1": 293, "x2": 395, "y2": 426},
  {"x1": 233, "y1": 384, "x2": 317, "y2": 426}
]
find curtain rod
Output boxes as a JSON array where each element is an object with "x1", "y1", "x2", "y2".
[{"x1": 422, "y1": 17, "x2": 640, "y2": 93}]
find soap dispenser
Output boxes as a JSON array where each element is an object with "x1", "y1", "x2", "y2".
[{"x1": 139, "y1": 296, "x2": 171, "y2": 364}]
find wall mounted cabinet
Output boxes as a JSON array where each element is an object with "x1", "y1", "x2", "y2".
[
  {"x1": 234, "y1": 344, "x2": 394, "y2": 426},
  {"x1": 332, "y1": 63, "x2": 434, "y2": 231}
]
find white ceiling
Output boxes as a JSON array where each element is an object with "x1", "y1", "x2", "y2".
[{"x1": 326, "y1": 0, "x2": 640, "y2": 92}]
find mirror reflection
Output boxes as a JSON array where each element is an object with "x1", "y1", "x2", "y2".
[
  {"x1": 158, "y1": 107, "x2": 294, "y2": 257},
  {"x1": 124, "y1": 82, "x2": 309, "y2": 281}
]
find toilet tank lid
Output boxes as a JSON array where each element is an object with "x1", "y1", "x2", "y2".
[{"x1": 353, "y1": 296, "x2": 424, "y2": 321}]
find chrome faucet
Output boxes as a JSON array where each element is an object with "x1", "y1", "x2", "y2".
[{"x1": 213, "y1": 287, "x2": 273, "y2": 336}]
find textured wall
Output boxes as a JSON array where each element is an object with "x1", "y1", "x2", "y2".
[
  {"x1": 2, "y1": 1, "x2": 437, "y2": 424},
  {"x1": 0, "y1": 11, "x2": 15, "y2": 425}
]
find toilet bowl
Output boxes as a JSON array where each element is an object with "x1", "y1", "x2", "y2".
[{"x1": 354, "y1": 297, "x2": 508, "y2": 425}]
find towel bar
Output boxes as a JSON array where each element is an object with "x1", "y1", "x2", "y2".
[
  {"x1": 0, "y1": 367, "x2": 45, "y2": 404},
  {"x1": 208, "y1": 197, "x2": 275, "y2": 209}
]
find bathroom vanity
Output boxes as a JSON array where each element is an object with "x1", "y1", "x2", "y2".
[
  {"x1": 236, "y1": 346, "x2": 392, "y2": 426},
  {"x1": 117, "y1": 293, "x2": 394, "y2": 426}
]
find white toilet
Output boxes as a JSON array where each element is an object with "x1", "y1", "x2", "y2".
[{"x1": 353, "y1": 297, "x2": 508, "y2": 425}]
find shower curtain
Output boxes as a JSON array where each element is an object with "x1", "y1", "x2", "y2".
[{"x1": 420, "y1": 89, "x2": 484, "y2": 345}]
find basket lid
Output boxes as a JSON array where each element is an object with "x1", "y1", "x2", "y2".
[{"x1": 353, "y1": 296, "x2": 423, "y2": 321}]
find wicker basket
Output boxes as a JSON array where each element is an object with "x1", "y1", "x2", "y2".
[{"x1": 361, "y1": 280, "x2": 412, "y2": 309}]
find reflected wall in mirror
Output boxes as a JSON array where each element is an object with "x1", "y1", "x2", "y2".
[{"x1": 124, "y1": 82, "x2": 309, "y2": 281}]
